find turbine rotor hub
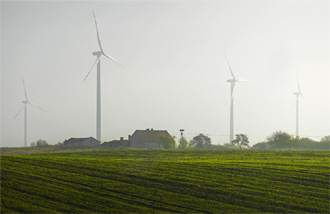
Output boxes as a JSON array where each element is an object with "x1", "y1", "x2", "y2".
[{"x1": 92, "y1": 51, "x2": 103, "y2": 56}]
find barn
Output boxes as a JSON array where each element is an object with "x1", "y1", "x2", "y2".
[
  {"x1": 102, "y1": 137, "x2": 131, "y2": 148},
  {"x1": 130, "y1": 129, "x2": 173, "y2": 149},
  {"x1": 63, "y1": 137, "x2": 100, "y2": 146}
]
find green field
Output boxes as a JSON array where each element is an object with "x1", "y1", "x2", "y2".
[{"x1": 1, "y1": 150, "x2": 329, "y2": 213}]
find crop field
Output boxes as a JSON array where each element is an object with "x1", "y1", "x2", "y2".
[{"x1": 1, "y1": 150, "x2": 329, "y2": 213}]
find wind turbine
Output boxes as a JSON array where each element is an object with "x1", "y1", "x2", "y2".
[
  {"x1": 84, "y1": 10, "x2": 126, "y2": 142},
  {"x1": 14, "y1": 79, "x2": 44, "y2": 147},
  {"x1": 224, "y1": 54, "x2": 248, "y2": 143},
  {"x1": 293, "y1": 75, "x2": 305, "y2": 138}
]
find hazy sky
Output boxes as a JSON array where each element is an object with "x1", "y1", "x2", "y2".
[{"x1": 1, "y1": 0, "x2": 329, "y2": 147}]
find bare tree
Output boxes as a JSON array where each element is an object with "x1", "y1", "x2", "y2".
[{"x1": 232, "y1": 134, "x2": 250, "y2": 149}]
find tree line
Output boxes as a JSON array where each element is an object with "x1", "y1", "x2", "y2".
[
  {"x1": 176, "y1": 132, "x2": 329, "y2": 150},
  {"x1": 252, "y1": 131, "x2": 330, "y2": 150},
  {"x1": 30, "y1": 131, "x2": 329, "y2": 150}
]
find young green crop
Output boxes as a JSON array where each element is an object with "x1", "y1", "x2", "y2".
[{"x1": 1, "y1": 150, "x2": 329, "y2": 213}]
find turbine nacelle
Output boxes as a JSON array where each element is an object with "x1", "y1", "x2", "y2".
[
  {"x1": 293, "y1": 76, "x2": 306, "y2": 100},
  {"x1": 227, "y1": 79, "x2": 248, "y2": 83},
  {"x1": 84, "y1": 10, "x2": 127, "y2": 142},
  {"x1": 293, "y1": 73, "x2": 305, "y2": 99},
  {"x1": 14, "y1": 80, "x2": 44, "y2": 147},
  {"x1": 84, "y1": 11, "x2": 126, "y2": 81},
  {"x1": 224, "y1": 53, "x2": 248, "y2": 84},
  {"x1": 92, "y1": 51, "x2": 103, "y2": 56},
  {"x1": 15, "y1": 79, "x2": 44, "y2": 118},
  {"x1": 293, "y1": 74, "x2": 305, "y2": 138},
  {"x1": 224, "y1": 53, "x2": 249, "y2": 144}
]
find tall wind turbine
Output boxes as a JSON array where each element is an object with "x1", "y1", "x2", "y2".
[
  {"x1": 84, "y1": 11, "x2": 126, "y2": 142},
  {"x1": 14, "y1": 79, "x2": 44, "y2": 147},
  {"x1": 293, "y1": 75, "x2": 304, "y2": 138},
  {"x1": 224, "y1": 54, "x2": 247, "y2": 143}
]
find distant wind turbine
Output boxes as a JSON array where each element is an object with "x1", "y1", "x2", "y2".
[
  {"x1": 83, "y1": 10, "x2": 126, "y2": 142},
  {"x1": 14, "y1": 79, "x2": 44, "y2": 147},
  {"x1": 293, "y1": 75, "x2": 305, "y2": 138},
  {"x1": 224, "y1": 54, "x2": 248, "y2": 143}
]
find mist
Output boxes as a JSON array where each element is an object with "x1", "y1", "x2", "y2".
[{"x1": 1, "y1": 0, "x2": 329, "y2": 147}]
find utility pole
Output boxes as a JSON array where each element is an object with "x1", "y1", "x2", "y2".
[{"x1": 180, "y1": 129, "x2": 185, "y2": 138}]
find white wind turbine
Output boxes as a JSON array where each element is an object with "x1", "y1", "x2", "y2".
[
  {"x1": 293, "y1": 75, "x2": 305, "y2": 138},
  {"x1": 14, "y1": 79, "x2": 44, "y2": 147},
  {"x1": 83, "y1": 11, "x2": 126, "y2": 142},
  {"x1": 224, "y1": 54, "x2": 248, "y2": 143}
]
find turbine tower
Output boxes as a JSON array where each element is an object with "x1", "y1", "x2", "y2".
[
  {"x1": 293, "y1": 76, "x2": 304, "y2": 138},
  {"x1": 224, "y1": 54, "x2": 247, "y2": 143},
  {"x1": 84, "y1": 11, "x2": 126, "y2": 142},
  {"x1": 14, "y1": 79, "x2": 44, "y2": 147}
]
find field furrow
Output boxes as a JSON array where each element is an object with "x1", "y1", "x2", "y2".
[{"x1": 1, "y1": 150, "x2": 329, "y2": 213}]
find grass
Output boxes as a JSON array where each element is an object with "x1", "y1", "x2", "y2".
[
  {"x1": 0, "y1": 146, "x2": 128, "y2": 155},
  {"x1": 1, "y1": 149, "x2": 329, "y2": 213}
]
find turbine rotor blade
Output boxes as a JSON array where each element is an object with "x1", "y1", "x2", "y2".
[
  {"x1": 290, "y1": 99, "x2": 296, "y2": 109},
  {"x1": 224, "y1": 53, "x2": 236, "y2": 80},
  {"x1": 93, "y1": 10, "x2": 103, "y2": 51},
  {"x1": 237, "y1": 79, "x2": 249, "y2": 82},
  {"x1": 28, "y1": 101, "x2": 45, "y2": 112},
  {"x1": 14, "y1": 106, "x2": 24, "y2": 119},
  {"x1": 231, "y1": 82, "x2": 236, "y2": 99},
  {"x1": 103, "y1": 52, "x2": 127, "y2": 69},
  {"x1": 296, "y1": 73, "x2": 307, "y2": 100},
  {"x1": 300, "y1": 93, "x2": 307, "y2": 101},
  {"x1": 84, "y1": 55, "x2": 102, "y2": 81},
  {"x1": 22, "y1": 79, "x2": 29, "y2": 101},
  {"x1": 297, "y1": 73, "x2": 301, "y2": 93}
]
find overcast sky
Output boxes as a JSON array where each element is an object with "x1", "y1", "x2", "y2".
[{"x1": 1, "y1": 0, "x2": 329, "y2": 147}]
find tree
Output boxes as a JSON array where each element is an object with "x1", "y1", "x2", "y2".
[
  {"x1": 253, "y1": 132, "x2": 330, "y2": 150},
  {"x1": 267, "y1": 131, "x2": 292, "y2": 143},
  {"x1": 190, "y1": 134, "x2": 211, "y2": 149},
  {"x1": 263, "y1": 131, "x2": 293, "y2": 149},
  {"x1": 232, "y1": 134, "x2": 250, "y2": 149},
  {"x1": 157, "y1": 134, "x2": 175, "y2": 149},
  {"x1": 320, "y1": 135, "x2": 330, "y2": 143},
  {"x1": 223, "y1": 143, "x2": 235, "y2": 148},
  {"x1": 178, "y1": 137, "x2": 189, "y2": 149},
  {"x1": 36, "y1": 139, "x2": 49, "y2": 147},
  {"x1": 30, "y1": 142, "x2": 36, "y2": 147},
  {"x1": 252, "y1": 141, "x2": 269, "y2": 150},
  {"x1": 54, "y1": 142, "x2": 64, "y2": 147},
  {"x1": 319, "y1": 135, "x2": 330, "y2": 150}
]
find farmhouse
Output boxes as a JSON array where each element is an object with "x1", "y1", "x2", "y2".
[
  {"x1": 63, "y1": 137, "x2": 100, "y2": 146},
  {"x1": 102, "y1": 137, "x2": 131, "y2": 148},
  {"x1": 130, "y1": 129, "x2": 173, "y2": 149}
]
